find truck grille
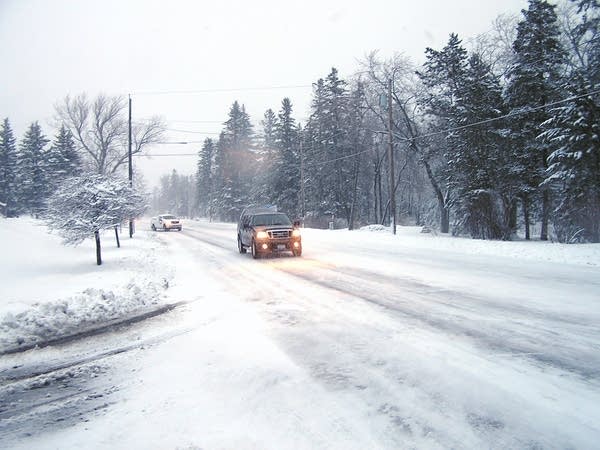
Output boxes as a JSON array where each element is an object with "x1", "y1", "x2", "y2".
[{"x1": 268, "y1": 229, "x2": 291, "y2": 239}]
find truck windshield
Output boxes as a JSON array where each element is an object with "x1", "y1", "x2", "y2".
[{"x1": 252, "y1": 214, "x2": 291, "y2": 226}]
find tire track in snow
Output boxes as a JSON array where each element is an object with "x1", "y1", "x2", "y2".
[{"x1": 275, "y1": 263, "x2": 600, "y2": 380}]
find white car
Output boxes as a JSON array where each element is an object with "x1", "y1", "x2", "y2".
[{"x1": 151, "y1": 214, "x2": 182, "y2": 231}]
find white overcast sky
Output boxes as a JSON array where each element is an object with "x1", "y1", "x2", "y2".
[{"x1": 1, "y1": 0, "x2": 528, "y2": 186}]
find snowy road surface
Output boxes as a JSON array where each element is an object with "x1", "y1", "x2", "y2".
[{"x1": 1, "y1": 219, "x2": 600, "y2": 449}]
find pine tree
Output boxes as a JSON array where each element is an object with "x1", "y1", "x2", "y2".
[
  {"x1": 452, "y1": 54, "x2": 514, "y2": 239},
  {"x1": 0, "y1": 118, "x2": 18, "y2": 217},
  {"x1": 195, "y1": 138, "x2": 214, "y2": 218},
  {"x1": 304, "y1": 68, "x2": 355, "y2": 225},
  {"x1": 46, "y1": 125, "x2": 81, "y2": 184},
  {"x1": 505, "y1": 0, "x2": 566, "y2": 240},
  {"x1": 17, "y1": 122, "x2": 49, "y2": 215},
  {"x1": 272, "y1": 98, "x2": 300, "y2": 216},
  {"x1": 214, "y1": 101, "x2": 255, "y2": 221},
  {"x1": 254, "y1": 109, "x2": 279, "y2": 204},
  {"x1": 540, "y1": 0, "x2": 600, "y2": 242},
  {"x1": 417, "y1": 33, "x2": 469, "y2": 233}
]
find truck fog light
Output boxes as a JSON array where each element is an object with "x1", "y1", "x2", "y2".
[
  {"x1": 262, "y1": 243, "x2": 269, "y2": 250},
  {"x1": 293, "y1": 242, "x2": 300, "y2": 248}
]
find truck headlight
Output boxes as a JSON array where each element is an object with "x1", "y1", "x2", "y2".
[
  {"x1": 256, "y1": 231, "x2": 268, "y2": 239},
  {"x1": 292, "y1": 229, "x2": 301, "y2": 237}
]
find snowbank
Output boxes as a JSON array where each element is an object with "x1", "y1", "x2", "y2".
[
  {"x1": 0, "y1": 217, "x2": 171, "y2": 353},
  {"x1": 355, "y1": 224, "x2": 600, "y2": 267}
]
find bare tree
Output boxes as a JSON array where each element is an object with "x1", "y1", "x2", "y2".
[
  {"x1": 55, "y1": 93, "x2": 164, "y2": 175},
  {"x1": 468, "y1": 13, "x2": 519, "y2": 78},
  {"x1": 359, "y1": 52, "x2": 436, "y2": 229}
]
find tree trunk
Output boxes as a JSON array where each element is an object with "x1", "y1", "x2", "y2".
[
  {"x1": 348, "y1": 155, "x2": 361, "y2": 231},
  {"x1": 95, "y1": 230, "x2": 102, "y2": 265},
  {"x1": 540, "y1": 189, "x2": 549, "y2": 241},
  {"x1": 523, "y1": 198, "x2": 531, "y2": 241},
  {"x1": 421, "y1": 157, "x2": 450, "y2": 234},
  {"x1": 440, "y1": 203, "x2": 450, "y2": 234},
  {"x1": 114, "y1": 225, "x2": 120, "y2": 248}
]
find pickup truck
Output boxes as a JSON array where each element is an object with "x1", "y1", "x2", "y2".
[{"x1": 237, "y1": 208, "x2": 301, "y2": 258}]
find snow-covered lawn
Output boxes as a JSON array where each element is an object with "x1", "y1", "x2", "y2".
[{"x1": 0, "y1": 217, "x2": 171, "y2": 353}]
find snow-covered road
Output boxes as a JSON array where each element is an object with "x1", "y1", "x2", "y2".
[{"x1": 2, "y1": 219, "x2": 600, "y2": 449}]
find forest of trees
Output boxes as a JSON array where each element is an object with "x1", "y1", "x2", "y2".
[{"x1": 2, "y1": 0, "x2": 599, "y2": 243}]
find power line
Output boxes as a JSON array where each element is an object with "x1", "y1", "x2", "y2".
[
  {"x1": 392, "y1": 87, "x2": 600, "y2": 143},
  {"x1": 143, "y1": 89, "x2": 600, "y2": 162},
  {"x1": 168, "y1": 120, "x2": 224, "y2": 124},
  {"x1": 131, "y1": 84, "x2": 312, "y2": 96},
  {"x1": 167, "y1": 128, "x2": 221, "y2": 135}
]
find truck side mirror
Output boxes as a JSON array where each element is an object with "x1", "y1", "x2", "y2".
[{"x1": 293, "y1": 220, "x2": 301, "y2": 228}]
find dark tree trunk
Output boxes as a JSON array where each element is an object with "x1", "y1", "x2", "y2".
[
  {"x1": 421, "y1": 157, "x2": 450, "y2": 234},
  {"x1": 540, "y1": 189, "x2": 549, "y2": 241},
  {"x1": 440, "y1": 204, "x2": 450, "y2": 234},
  {"x1": 523, "y1": 198, "x2": 531, "y2": 240},
  {"x1": 114, "y1": 225, "x2": 120, "y2": 248},
  {"x1": 95, "y1": 230, "x2": 102, "y2": 265}
]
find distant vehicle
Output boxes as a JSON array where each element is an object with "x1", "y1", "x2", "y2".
[
  {"x1": 237, "y1": 207, "x2": 302, "y2": 258},
  {"x1": 151, "y1": 214, "x2": 182, "y2": 232}
]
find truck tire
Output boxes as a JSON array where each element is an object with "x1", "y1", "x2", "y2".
[
  {"x1": 238, "y1": 235, "x2": 247, "y2": 254},
  {"x1": 251, "y1": 240, "x2": 259, "y2": 259}
]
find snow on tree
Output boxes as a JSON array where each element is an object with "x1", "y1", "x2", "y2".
[
  {"x1": 0, "y1": 118, "x2": 18, "y2": 217},
  {"x1": 505, "y1": 0, "x2": 566, "y2": 240},
  {"x1": 195, "y1": 138, "x2": 214, "y2": 219},
  {"x1": 451, "y1": 54, "x2": 515, "y2": 240},
  {"x1": 417, "y1": 33, "x2": 469, "y2": 234},
  {"x1": 540, "y1": 0, "x2": 600, "y2": 242},
  {"x1": 17, "y1": 122, "x2": 50, "y2": 216},
  {"x1": 212, "y1": 101, "x2": 255, "y2": 221},
  {"x1": 44, "y1": 174, "x2": 147, "y2": 265},
  {"x1": 272, "y1": 98, "x2": 301, "y2": 217},
  {"x1": 46, "y1": 124, "x2": 82, "y2": 184}
]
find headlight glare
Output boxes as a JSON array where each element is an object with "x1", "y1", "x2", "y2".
[
  {"x1": 256, "y1": 231, "x2": 268, "y2": 239},
  {"x1": 292, "y1": 229, "x2": 301, "y2": 237}
]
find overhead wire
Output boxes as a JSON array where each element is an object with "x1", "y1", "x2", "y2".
[{"x1": 139, "y1": 88, "x2": 600, "y2": 164}]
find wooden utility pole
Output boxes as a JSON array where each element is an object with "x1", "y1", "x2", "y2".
[
  {"x1": 387, "y1": 78, "x2": 396, "y2": 235},
  {"x1": 300, "y1": 139, "x2": 305, "y2": 220},
  {"x1": 128, "y1": 94, "x2": 134, "y2": 238}
]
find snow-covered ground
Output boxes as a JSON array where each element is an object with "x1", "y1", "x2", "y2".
[{"x1": 1, "y1": 217, "x2": 599, "y2": 449}]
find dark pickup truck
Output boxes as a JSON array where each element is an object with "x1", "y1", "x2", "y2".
[{"x1": 237, "y1": 208, "x2": 302, "y2": 258}]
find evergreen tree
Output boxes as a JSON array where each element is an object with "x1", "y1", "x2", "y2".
[
  {"x1": 0, "y1": 118, "x2": 18, "y2": 217},
  {"x1": 214, "y1": 101, "x2": 255, "y2": 221},
  {"x1": 417, "y1": 33, "x2": 469, "y2": 233},
  {"x1": 272, "y1": 98, "x2": 300, "y2": 216},
  {"x1": 505, "y1": 0, "x2": 566, "y2": 240},
  {"x1": 195, "y1": 138, "x2": 214, "y2": 218},
  {"x1": 46, "y1": 125, "x2": 81, "y2": 184},
  {"x1": 541, "y1": 0, "x2": 600, "y2": 242},
  {"x1": 304, "y1": 68, "x2": 355, "y2": 225},
  {"x1": 17, "y1": 122, "x2": 49, "y2": 215},
  {"x1": 254, "y1": 109, "x2": 279, "y2": 204},
  {"x1": 452, "y1": 54, "x2": 514, "y2": 239}
]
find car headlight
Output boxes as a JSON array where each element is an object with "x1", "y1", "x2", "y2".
[
  {"x1": 292, "y1": 229, "x2": 301, "y2": 237},
  {"x1": 256, "y1": 231, "x2": 268, "y2": 239}
]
